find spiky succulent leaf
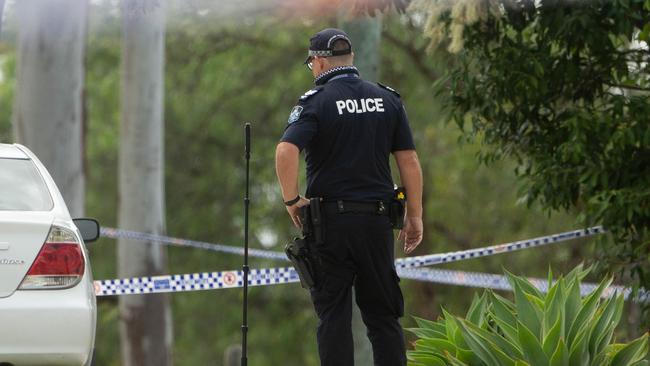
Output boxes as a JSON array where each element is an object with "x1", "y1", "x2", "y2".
[
  {"x1": 610, "y1": 333, "x2": 649, "y2": 366},
  {"x1": 465, "y1": 292, "x2": 487, "y2": 326},
  {"x1": 455, "y1": 345, "x2": 481, "y2": 365},
  {"x1": 568, "y1": 325, "x2": 590, "y2": 366},
  {"x1": 564, "y1": 278, "x2": 582, "y2": 341},
  {"x1": 459, "y1": 317, "x2": 523, "y2": 359},
  {"x1": 489, "y1": 291, "x2": 517, "y2": 327},
  {"x1": 514, "y1": 281, "x2": 543, "y2": 339},
  {"x1": 408, "y1": 327, "x2": 446, "y2": 340},
  {"x1": 517, "y1": 320, "x2": 549, "y2": 366},
  {"x1": 407, "y1": 351, "x2": 446, "y2": 366},
  {"x1": 442, "y1": 308, "x2": 459, "y2": 343},
  {"x1": 543, "y1": 315, "x2": 563, "y2": 357},
  {"x1": 505, "y1": 268, "x2": 544, "y2": 299},
  {"x1": 567, "y1": 277, "x2": 612, "y2": 346},
  {"x1": 564, "y1": 264, "x2": 590, "y2": 283},
  {"x1": 543, "y1": 279, "x2": 565, "y2": 338},
  {"x1": 489, "y1": 309, "x2": 520, "y2": 345},
  {"x1": 549, "y1": 338, "x2": 570, "y2": 366},
  {"x1": 456, "y1": 317, "x2": 513, "y2": 366},
  {"x1": 414, "y1": 338, "x2": 456, "y2": 356},
  {"x1": 414, "y1": 316, "x2": 447, "y2": 333},
  {"x1": 589, "y1": 295, "x2": 622, "y2": 356}
]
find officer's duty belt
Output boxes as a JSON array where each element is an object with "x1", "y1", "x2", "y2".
[{"x1": 322, "y1": 200, "x2": 390, "y2": 216}]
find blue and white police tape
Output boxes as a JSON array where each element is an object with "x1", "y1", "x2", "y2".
[
  {"x1": 95, "y1": 267, "x2": 300, "y2": 296},
  {"x1": 101, "y1": 227, "x2": 287, "y2": 261},
  {"x1": 394, "y1": 226, "x2": 605, "y2": 269},
  {"x1": 95, "y1": 265, "x2": 646, "y2": 303},
  {"x1": 101, "y1": 226, "x2": 606, "y2": 270},
  {"x1": 399, "y1": 267, "x2": 648, "y2": 303}
]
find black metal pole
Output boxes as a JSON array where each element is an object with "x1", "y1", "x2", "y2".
[{"x1": 241, "y1": 123, "x2": 251, "y2": 366}]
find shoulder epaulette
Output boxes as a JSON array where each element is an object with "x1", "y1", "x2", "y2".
[
  {"x1": 299, "y1": 86, "x2": 324, "y2": 101},
  {"x1": 377, "y1": 82, "x2": 400, "y2": 98}
]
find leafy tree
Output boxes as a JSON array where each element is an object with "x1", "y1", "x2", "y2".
[{"x1": 414, "y1": 0, "x2": 650, "y2": 296}]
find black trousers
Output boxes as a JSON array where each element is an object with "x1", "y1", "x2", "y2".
[{"x1": 309, "y1": 212, "x2": 406, "y2": 366}]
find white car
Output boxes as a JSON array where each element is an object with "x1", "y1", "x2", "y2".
[{"x1": 0, "y1": 143, "x2": 98, "y2": 366}]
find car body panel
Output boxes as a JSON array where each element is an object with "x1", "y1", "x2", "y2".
[
  {"x1": 0, "y1": 144, "x2": 29, "y2": 159},
  {"x1": 0, "y1": 279, "x2": 95, "y2": 365},
  {"x1": 0, "y1": 143, "x2": 97, "y2": 365},
  {"x1": 0, "y1": 212, "x2": 54, "y2": 298}
]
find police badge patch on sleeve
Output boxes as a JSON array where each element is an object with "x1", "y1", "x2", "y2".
[{"x1": 287, "y1": 106, "x2": 303, "y2": 124}]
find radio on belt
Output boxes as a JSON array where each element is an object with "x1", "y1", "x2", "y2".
[{"x1": 390, "y1": 186, "x2": 406, "y2": 230}]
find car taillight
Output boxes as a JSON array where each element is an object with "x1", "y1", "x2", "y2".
[{"x1": 19, "y1": 226, "x2": 85, "y2": 289}]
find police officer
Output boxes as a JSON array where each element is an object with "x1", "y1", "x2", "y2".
[{"x1": 275, "y1": 28, "x2": 423, "y2": 366}]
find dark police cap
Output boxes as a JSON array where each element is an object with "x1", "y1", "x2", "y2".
[{"x1": 303, "y1": 28, "x2": 352, "y2": 64}]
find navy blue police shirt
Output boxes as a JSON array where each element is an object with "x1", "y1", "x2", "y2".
[{"x1": 280, "y1": 66, "x2": 415, "y2": 202}]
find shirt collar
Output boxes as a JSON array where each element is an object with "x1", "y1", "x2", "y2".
[{"x1": 314, "y1": 66, "x2": 359, "y2": 86}]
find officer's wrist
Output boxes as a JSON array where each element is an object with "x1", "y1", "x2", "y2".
[
  {"x1": 284, "y1": 195, "x2": 301, "y2": 206},
  {"x1": 405, "y1": 206, "x2": 423, "y2": 218}
]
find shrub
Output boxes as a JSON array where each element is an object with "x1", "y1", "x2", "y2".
[{"x1": 407, "y1": 266, "x2": 648, "y2": 366}]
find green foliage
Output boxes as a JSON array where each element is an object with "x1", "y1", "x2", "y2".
[
  {"x1": 0, "y1": 54, "x2": 15, "y2": 142},
  {"x1": 407, "y1": 266, "x2": 649, "y2": 366},
  {"x1": 420, "y1": 0, "x2": 650, "y2": 299}
]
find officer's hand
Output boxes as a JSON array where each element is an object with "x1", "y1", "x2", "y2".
[
  {"x1": 399, "y1": 216, "x2": 423, "y2": 254},
  {"x1": 286, "y1": 196, "x2": 310, "y2": 229}
]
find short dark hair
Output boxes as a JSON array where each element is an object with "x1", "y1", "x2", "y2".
[
  {"x1": 331, "y1": 39, "x2": 351, "y2": 52},
  {"x1": 328, "y1": 39, "x2": 353, "y2": 65}
]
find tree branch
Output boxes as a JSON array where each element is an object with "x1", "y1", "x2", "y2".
[
  {"x1": 604, "y1": 82, "x2": 650, "y2": 92},
  {"x1": 382, "y1": 30, "x2": 440, "y2": 83},
  {"x1": 616, "y1": 49, "x2": 650, "y2": 57}
]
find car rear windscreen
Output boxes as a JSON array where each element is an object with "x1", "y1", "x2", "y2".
[{"x1": 0, "y1": 158, "x2": 54, "y2": 211}]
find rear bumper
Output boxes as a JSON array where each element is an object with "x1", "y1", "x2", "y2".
[{"x1": 0, "y1": 279, "x2": 96, "y2": 366}]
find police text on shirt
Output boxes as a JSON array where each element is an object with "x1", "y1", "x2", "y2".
[{"x1": 335, "y1": 98, "x2": 384, "y2": 115}]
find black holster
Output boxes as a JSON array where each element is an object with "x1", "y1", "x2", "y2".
[
  {"x1": 285, "y1": 237, "x2": 317, "y2": 289},
  {"x1": 284, "y1": 198, "x2": 324, "y2": 290}
]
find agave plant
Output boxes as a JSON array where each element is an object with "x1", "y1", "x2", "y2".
[{"x1": 408, "y1": 265, "x2": 648, "y2": 366}]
